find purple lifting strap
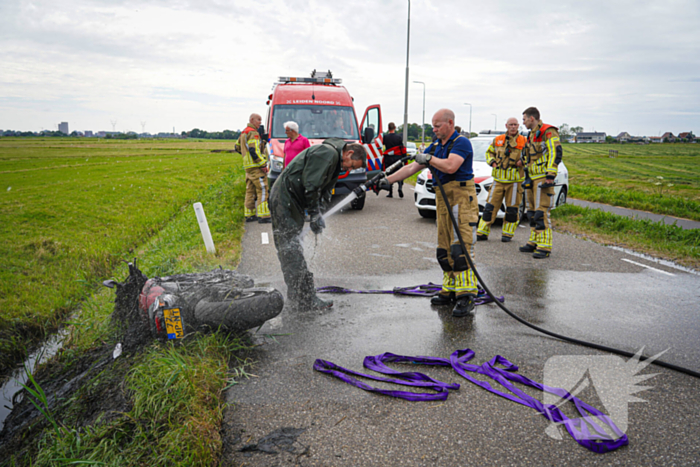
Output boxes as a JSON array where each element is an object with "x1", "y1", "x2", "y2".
[
  {"x1": 316, "y1": 284, "x2": 504, "y2": 306},
  {"x1": 313, "y1": 349, "x2": 628, "y2": 454}
]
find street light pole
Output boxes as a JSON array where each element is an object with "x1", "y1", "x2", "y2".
[
  {"x1": 402, "y1": 0, "x2": 411, "y2": 147},
  {"x1": 414, "y1": 80, "x2": 425, "y2": 149},
  {"x1": 464, "y1": 103, "x2": 472, "y2": 137},
  {"x1": 491, "y1": 113, "x2": 497, "y2": 131}
]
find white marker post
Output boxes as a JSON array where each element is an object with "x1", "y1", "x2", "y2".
[{"x1": 193, "y1": 202, "x2": 216, "y2": 254}]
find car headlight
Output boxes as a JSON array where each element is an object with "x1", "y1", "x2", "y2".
[
  {"x1": 270, "y1": 159, "x2": 284, "y2": 172},
  {"x1": 417, "y1": 178, "x2": 425, "y2": 185},
  {"x1": 349, "y1": 167, "x2": 366, "y2": 174}
]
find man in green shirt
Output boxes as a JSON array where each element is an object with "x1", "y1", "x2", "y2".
[{"x1": 270, "y1": 138, "x2": 366, "y2": 311}]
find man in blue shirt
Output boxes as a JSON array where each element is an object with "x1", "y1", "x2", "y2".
[{"x1": 378, "y1": 109, "x2": 479, "y2": 317}]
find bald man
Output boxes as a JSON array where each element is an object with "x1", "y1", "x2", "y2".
[
  {"x1": 376, "y1": 109, "x2": 479, "y2": 317},
  {"x1": 239, "y1": 113, "x2": 271, "y2": 223},
  {"x1": 476, "y1": 117, "x2": 527, "y2": 242}
]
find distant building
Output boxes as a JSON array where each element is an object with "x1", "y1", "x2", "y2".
[
  {"x1": 84, "y1": 130, "x2": 93, "y2": 137},
  {"x1": 648, "y1": 136, "x2": 662, "y2": 143},
  {"x1": 575, "y1": 132, "x2": 606, "y2": 143},
  {"x1": 58, "y1": 122, "x2": 69, "y2": 134},
  {"x1": 661, "y1": 132, "x2": 675, "y2": 142},
  {"x1": 616, "y1": 132, "x2": 632, "y2": 142}
]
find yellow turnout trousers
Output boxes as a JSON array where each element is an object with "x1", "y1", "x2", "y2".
[
  {"x1": 476, "y1": 181, "x2": 523, "y2": 239},
  {"x1": 436, "y1": 180, "x2": 479, "y2": 298},
  {"x1": 524, "y1": 178, "x2": 554, "y2": 252},
  {"x1": 244, "y1": 167, "x2": 270, "y2": 219}
]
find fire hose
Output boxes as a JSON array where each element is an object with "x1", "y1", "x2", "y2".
[{"x1": 425, "y1": 164, "x2": 700, "y2": 379}]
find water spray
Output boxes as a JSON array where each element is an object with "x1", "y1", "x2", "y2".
[{"x1": 300, "y1": 155, "x2": 414, "y2": 238}]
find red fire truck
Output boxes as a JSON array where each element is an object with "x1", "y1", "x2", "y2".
[{"x1": 265, "y1": 70, "x2": 384, "y2": 210}]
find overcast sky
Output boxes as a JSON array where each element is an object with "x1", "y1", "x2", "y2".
[{"x1": 1, "y1": 0, "x2": 699, "y2": 136}]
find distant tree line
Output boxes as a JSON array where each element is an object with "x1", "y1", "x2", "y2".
[
  {"x1": 183, "y1": 129, "x2": 241, "y2": 140},
  {"x1": 1, "y1": 130, "x2": 67, "y2": 137},
  {"x1": 396, "y1": 123, "x2": 435, "y2": 141}
]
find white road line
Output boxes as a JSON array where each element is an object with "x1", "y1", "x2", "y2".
[
  {"x1": 621, "y1": 258, "x2": 675, "y2": 276},
  {"x1": 261, "y1": 232, "x2": 269, "y2": 245}
]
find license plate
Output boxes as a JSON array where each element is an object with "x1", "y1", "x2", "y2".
[{"x1": 163, "y1": 308, "x2": 184, "y2": 339}]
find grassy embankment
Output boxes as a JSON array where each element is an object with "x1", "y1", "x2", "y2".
[
  {"x1": 1, "y1": 137, "x2": 251, "y2": 465},
  {"x1": 553, "y1": 143, "x2": 700, "y2": 269},
  {"x1": 562, "y1": 143, "x2": 700, "y2": 221}
]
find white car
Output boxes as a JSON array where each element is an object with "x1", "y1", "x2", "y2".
[
  {"x1": 413, "y1": 135, "x2": 569, "y2": 219},
  {"x1": 406, "y1": 141, "x2": 417, "y2": 157}
]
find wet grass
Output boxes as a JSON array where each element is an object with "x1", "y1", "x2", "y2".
[
  {"x1": 562, "y1": 143, "x2": 700, "y2": 221},
  {"x1": 0, "y1": 137, "x2": 242, "y2": 372},
  {"x1": 30, "y1": 334, "x2": 251, "y2": 467},
  {"x1": 3, "y1": 137, "x2": 254, "y2": 466},
  {"x1": 552, "y1": 204, "x2": 700, "y2": 270}
]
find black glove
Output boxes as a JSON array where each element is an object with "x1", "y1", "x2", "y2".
[
  {"x1": 372, "y1": 178, "x2": 391, "y2": 195},
  {"x1": 540, "y1": 174, "x2": 556, "y2": 188},
  {"x1": 521, "y1": 174, "x2": 533, "y2": 190},
  {"x1": 309, "y1": 211, "x2": 326, "y2": 235},
  {"x1": 352, "y1": 185, "x2": 366, "y2": 198}
]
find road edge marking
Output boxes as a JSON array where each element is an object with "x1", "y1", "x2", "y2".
[{"x1": 621, "y1": 258, "x2": 675, "y2": 276}]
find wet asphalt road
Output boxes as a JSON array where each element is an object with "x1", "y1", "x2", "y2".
[{"x1": 221, "y1": 186, "x2": 700, "y2": 467}]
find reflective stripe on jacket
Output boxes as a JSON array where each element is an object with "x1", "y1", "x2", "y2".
[
  {"x1": 524, "y1": 121, "x2": 560, "y2": 180},
  {"x1": 486, "y1": 134, "x2": 526, "y2": 183},
  {"x1": 240, "y1": 124, "x2": 267, "y2": 169}
]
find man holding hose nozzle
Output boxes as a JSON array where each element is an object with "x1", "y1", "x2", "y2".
[
  {"x1": 520, "y1": 107, "x2": 562, "y2": 258},
  {"x1": 373, "y1": 109, "x2": 479, "y2": 317},
  {"x1": 269, "y1": 138, "x2": 366, "y2": 311}
]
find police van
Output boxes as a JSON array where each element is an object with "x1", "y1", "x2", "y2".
[{"x1": 265, "y1": 70, "x2": 384, "y2": 210}]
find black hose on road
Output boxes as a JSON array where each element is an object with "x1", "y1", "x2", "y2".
[{"x1": 428, "y1": 166, "x2": 700, "y2": 379}]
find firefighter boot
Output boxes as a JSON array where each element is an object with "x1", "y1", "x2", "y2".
[
  {"x1": 533, "y1": 249, "x2": 551, "y2": 259},
  {"x1": 519, "y1": 243, "x2": 536, "y2": 253},
  {"x1": 431, "y1": 292, "x2": 455, "y2": 306},
  {"x1": 452, "y1": 295, "x2": 475, "y2": 317}
]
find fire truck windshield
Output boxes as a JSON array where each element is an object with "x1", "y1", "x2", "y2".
[{"x1": 271, "y1": 105, "x2": 359, "y2": 140}]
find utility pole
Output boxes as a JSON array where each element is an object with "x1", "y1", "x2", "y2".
[
  {"x1": 464, "y1": 103, "x2": 472, "y2": 137},
  {"x1": 491, "y1": 114, "x2": 497, "y2": 131},
  {"x1": 141, "y1": 121, "x2": 146, "y2": 133},
  {"x1": 110, "y1": 120, "x2": 117, "y2": 132},
  {"x1": 402, "y1": 0, "x2": 411, "y2": 147},
  {"x1": 414, "y1": 81, "x2": 425, "y2": 149}
]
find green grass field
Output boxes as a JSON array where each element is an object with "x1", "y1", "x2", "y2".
[
  {"x1": 1, "y1": 137, "x2": 252, "y2": 466},
  {"x1": 562, "y1": 142, "x2": 700, "y2": 221},
  {"x1": 0, "y1": 137, "x2": 245, "y2": 371}
]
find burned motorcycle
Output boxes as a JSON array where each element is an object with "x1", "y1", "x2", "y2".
[{"x1": 104, "y1": 261, "x2": 284, "y2": 340}]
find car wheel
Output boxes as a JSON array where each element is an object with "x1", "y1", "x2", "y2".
[
  {"x1": 419, "y1": 209, "x2": 436, "y2": 219},
  {"x1": 351, "y1": 195, "x2": 365, "y2": 210},
  {"x1": 556, "y1": 187, "x2": 567, "y2": 207}
]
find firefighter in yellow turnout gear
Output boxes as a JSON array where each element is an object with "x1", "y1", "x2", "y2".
[
  {"x1": 520, "y1": 107, "x2": 562, "y2": 258},
  {"x1": 377, "y1": 109, "x2": 479, "y2": 318},
  {"x1": 476, "y1": 118, "x2": 526, "y2": 243},
  {"x1": 239, "y1": 113, "x2": 271, "y2": 223}
]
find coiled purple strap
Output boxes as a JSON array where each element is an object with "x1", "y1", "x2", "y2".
[
  {"x1": 313, "y1": 349, "x2": 628, "y2": 453},
  {"x1": 316, "y1": 284, "x2": 504, "y2": 306}
]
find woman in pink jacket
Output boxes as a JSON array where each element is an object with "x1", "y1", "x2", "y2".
[{"x1": 283, "y1": 121, "x2": 310, "y2": 168}]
